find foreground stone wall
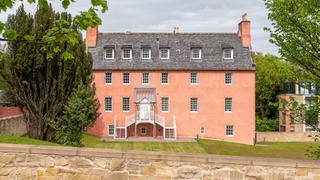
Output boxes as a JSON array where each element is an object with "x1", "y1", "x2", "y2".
[
  {"x1": 0, "y1": 144, "x2": 320, "y2": 180},
  {"x1": 0, "y1": 115, "x2": 27, "y2": 137},
  {"x1": 256, "y1": 132, "x2": 318, "y2": 142}
]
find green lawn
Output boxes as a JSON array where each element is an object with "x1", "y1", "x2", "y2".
[{"x1": 1, "y1": 133, "x2": 319, "y2": 160}]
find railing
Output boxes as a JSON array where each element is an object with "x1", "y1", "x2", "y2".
[
  {"x1": 125, "y1": 111, "x2": 165, "y2": 126},
  {"x1": 126, "y1": 113, "x2": 135, "y2": 126}
]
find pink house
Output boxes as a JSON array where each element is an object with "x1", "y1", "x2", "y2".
[{"x1": 86, "y1": 14, "x2": 255, "y2": 144}]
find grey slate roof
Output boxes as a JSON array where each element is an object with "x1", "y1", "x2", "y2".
[{"x1": 88, "y1": 33, "x2": 255, "y2": 71}]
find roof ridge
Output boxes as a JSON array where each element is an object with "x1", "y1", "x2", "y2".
[{"x1": 99, "y1": 32, "x2": 237, "y2": 35}]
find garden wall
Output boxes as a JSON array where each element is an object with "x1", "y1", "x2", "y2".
[
  {"x1": 0, "y1": 115, "x2": 27, "y2": 137},
  {"x1": 256, "y1": 132, "x2": 318, "y2": 142},
  {"x1": 0, "y1": 144, "x2": 320, "y2": 180}
]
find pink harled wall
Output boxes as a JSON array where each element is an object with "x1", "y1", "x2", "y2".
[{"x1": 88, "y1": 70, "x2": 255, "y2": 144}]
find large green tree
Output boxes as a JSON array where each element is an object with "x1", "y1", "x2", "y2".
[{"x1": 0, "y1": 5, "x2": 100, "y2": 142}]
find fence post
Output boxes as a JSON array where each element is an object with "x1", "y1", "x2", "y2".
[
  {"x1": 255, "y1": 132, "x2": 257, "y2": 145},
  {"x1": 264, "y1": 138, "x2": 265, "y2": 145},
  {"x1": 197, "y1": 134, "x2": 199, "y2": 143}
]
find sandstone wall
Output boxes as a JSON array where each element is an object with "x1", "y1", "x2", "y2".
[
  {"x1": 0, "y1": 115, "x2": 27, "y2": 137},
  {"x1": 256, "y1": 132, "x2": 318, "y2": 142},
  {"x1": 0, "y1": 144, "x2": 320, "y2": 180}
]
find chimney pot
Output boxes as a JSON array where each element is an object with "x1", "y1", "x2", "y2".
[
  {"x1": 177, "y1": 27, "x2": 179, "y2": 33},
  {"x1": 174, "y1": 27, "x2": 176, "y2": 33},
  {"x1": 238, "y1": 13, "x2": 251, "y2": 47}
]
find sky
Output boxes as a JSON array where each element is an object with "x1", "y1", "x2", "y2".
[{"x1": 0, "y1": 0, "x2": 279, "y2": 56}]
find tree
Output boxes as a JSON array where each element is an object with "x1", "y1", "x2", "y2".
[
  {"x1": 264, "y1": 0, "x2": 320, "y2": 81},
  {"x1": 0, "y1": 5, "x2": 100, "y2": 142},
  {"x1": 48, "y1": 80, "x2": 100, "y2": 147},
  {"x1": 254, "y1": 52, "x2": 287, "y2": 119},
  {"x1": 0, "y1": 0, "x2": 108, "y2": 60}
]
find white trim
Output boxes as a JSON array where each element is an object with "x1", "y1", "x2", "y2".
[
  {"x1": 122, "y1": 48, "x2": 132, "y2": 59},
  {"x1": 104, "y1": 72, "x2": 113, "y2": 85},
  {"x1": 223, "y1": 49, "x2": 233, "y2": 59},
  {"x1": 141, "y1": 48, "x2": 151, "y2": 60},
  {"x1": 161, "y1": 97, "x2": 169, "y2": 112},
  {"x1": 140, "y1": 127, "x2": 147, "y2": 135},
  {"x1": 224, "y1": 97, "x2": 233, "y2": 113},
  {"x1": 191, "y1": 48, "x2": 201, "y2": 59},
  {"x1": 190, "y1": 72, "x2": 198, "y2": 85},
  {"x1": 108, "y1": 124, "x2": 115, "y2": 136},
  {"x1": 226, "y1": 125, "x2": 234, "y2": 137},
  {"x1": 225, "y1": 72, "x2": 233, "y2": 85},
  {"x1": 122, "y1": 72, "x2": 130, "y2": 85},
  {"x1": 105, "y1": 48, "x2": 114, "y2": 59},
  {"x1": 122, "y1": 97, "x2": 130, "y2": 112},
  {"x1": 200, "y1": 127, "x2": 205, "y2": 134},
  {"x1": 190, "y1": 97, "x2": 198, "y2": 113},
  {"x1": 161, "y1": 72, "x2": 169, "y2": 85},
  {"x1": 160, "y1": 49, "x2": 170, "y2": 59},
  {"x1": 104, "y1": 97, "x2": 112, "y2": 112},
  {"x1": 142, "y1": 72, "x2": 150, "y2": 85}
]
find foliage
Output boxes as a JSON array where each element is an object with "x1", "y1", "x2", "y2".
[
  {"x1": 0, "y1": 5, "x2": 99, "y2": 142},
  {"x1": 48, "y1": 81, "x2": 101, "y2": 147},
  {"x1": 255, "y1": 116, "x2": 279, "y2": 132},
  {"x1": 0, "y1": 0, "x2": 108, "y2": 59},
  {"x1": 254, "y1": 52, "x2": 288, "y2": 119}
]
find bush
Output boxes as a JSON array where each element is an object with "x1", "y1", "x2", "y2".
[{"x1": 255, "y1": 116, "x2": 279, "y2": 132}]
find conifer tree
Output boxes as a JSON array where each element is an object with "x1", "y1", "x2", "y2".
[{"x1": 0, "y1": 4, "x2": 100, "y2": 142}]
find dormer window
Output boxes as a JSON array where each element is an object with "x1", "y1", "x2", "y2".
[
  {"x1": 223, "y1": 49, "x2": 233, "y2": 59},
  {"x1": 122, "y1": 49, "x2": 132, "y2": 59},
  {"x1": 160, "y1": 49, "x2": 170, "y2": 59},
  {"x1": 105, "y1": 49, "x2": 114, "y2": 59},
  {"x1": 191, "y1": 49, "x2": 201, "y2": 59},
  {"x1": 141, "y1": 49, "x2": 151, "y2": 59}
]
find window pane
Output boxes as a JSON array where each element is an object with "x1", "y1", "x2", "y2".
[
  {"x1": 123, "y1": 49, "x2": 131, "y2": 59},
  {"x1": 224, "y1": 49, "x2": 232, "y2": 59},
  {"x1": 225, "y1": 98, "x2": 232, "y2": 112},
  {"x1": 142, "y1": 72, "x2": 149, "y2": 84},
  {"x1": 108, "y1": 125, "x2": 114, "y2": 135},
  {"x1": 225, "y1": 73, "x2": 232, "y2": 85},
  {"x1": 162, "y1": 98, "x2": 169, "y2": 112},
  {"x1": 282, "y1": 112, "x2": 286, "y2": 124},
  {"x1": 141, "y1": 127, "x2": 146, "y2": 134},
  {"x1": 105, "y1": 49, "x2": 114, "y2": 59},
  {"x1": 190, "y1": 98, "x2": 198, "y2": 112},
  {"x1": 123, "y1": 98, "x2": 130, "y2": 111},
  {"x1": 105, "y1": 97, "x2": 112, "y2": 112},
  {"x1": 226, "y1": 125, "x2": 234, "y2": 136},
  {"x1": 201, "y1": 127, "x2": 205, "y2": 134},
  {"x1": 192, "y1": 49, "x2": 200, "y2": 59},
  {"x1": 290, "y1": 126, "x2": 294, "y2": 132},
  {"x1": 161, "y1": 49, "x2": 169, "y2": 59},
  {"x1": 190, "y1": 72, "x2": 198, "y2": 84},
  {"x1": 142, "y1": 49, "x2": 150, "y2": 59},
  {"x1": 123, "y1": 73, "x2": 130, "y2": 84},
  {"x1": 161, "y1": 72, "x2": 169, "y2": 84},
  {"x1": 105, "y1": 72, "x2": 112, "y2": 84}
]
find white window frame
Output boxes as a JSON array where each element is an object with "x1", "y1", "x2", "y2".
[
  {"x1": 161, "y1": 72, "x2": 169, "y2": 84},
  {"x1": 226, "y1": 125, "x2": 234, "y2": 137},
  {"x1": 105, "y1": 72, "x2": 112, "y2": 85},
  {"x1": 140, "y1": 127, "x2": 147, "y2": 135},
  {"x1": 190, "y1": 72, "x2": 198, "y2": 85},
  {"x1": 142, "y1": 72, "x2": 150, "y2": 85},
  {"x1": 225, "y1": 97, "x2": 233, "y2": 113},
  {"x1": 122, "y1": 97, "x2": 130, "y2": 112},
  {"x1": 105, "y1": 48, "x2": 114, "y2": 59},
  {"x1": 108, "y1": 125, "x2": 115, "y2": 136},
  {"x1": 161, "y1": 97, "x2": 169, "y2": 112},
  {"x1": 160, "y1": 49, "x2": 170, "y2": 60},
  {"x1": 122, "y1": 72, "x2": 130, "y2": 85},
  {"x1": 191, "y1": 48, "x2": 201, "y2": 59},
  {"x1": 104, "y1": 97, "x2": 112, "y2": 112},
  {"x1": 190, "y1": 97, "x2": 198, "y2": 113},
  {"x1": 141, "y1": 48, "x2": 151, "y2": 60},
  {"x1": 200, "y1": 127, "x2": 205, "y2": 134},
  {"x1": 122, "y1": 48, "x2": 132, "y2": 59},
  {"x1": 223, "y1": 49, "x2": 233, "y2": 59},
  {"x1": 225, "y1": 72, "x2": 233, "y2": 85}
]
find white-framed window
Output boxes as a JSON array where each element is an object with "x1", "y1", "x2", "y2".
[
  {"x1": 105, "y1": 48, "x2": 114, "y2": 59},
  {"x1": 290, "y1": 126, "x2": 295, "y2": 132},
  {"x1": 200, "y1": 127, "x2": 205, "y2": 134},
  {"x1": 225, "y1": 98, "x2": 233, "y2": 113},
  {"x1": 142, "y1": 72, "x2": 149, "y2": 85},
  {"x1": 190, "y1": 98, "x2": 198, "y2": 112},
  {"x1": 141, "y1": 49, "x2": 151, "y2": 59},
  {"x1": 108, "y1": 125, "x2": 115, "y2": 136},
  {"x1": 192, "y1": 49, "x2": 201, "y2": 59},
  {"x1": 160, "y1": 49, "x2": 170, "y2": 59},
  {"x1": 226, "y1": 125, "x2": 234, "y2": 137},
  {"x1": 223, "y1": 49, "x2": 233, "y2": 59},
  {"x1": 161, "y1": 98, "x2": 169, "y2": 112},
  {"x1": 122, "y1": 72, "x2": 130, "y2": 85},
  {"x1": 122, "y1": 48, "x2": 132, "y2": 59},
  {"x1": 105, "y1": 97, "x2": 112, "y2": 112},
  {"x1": 225, "y1": 73, "x2": 233, "y2": 85},
  {"x1": 140, "y1": 127, "x2": 146, "y2": 134},
  {"x1": 105, "y1": 72, "x2": 112, "y2": 84},
  {"x1": 122, "y1": 97, "x2": 130, "y2": 112},
  {"x1": 190, "y1": 72, "x2": 198, "y2": 84},
  {"x1": 161, "y1": 72, "x2": 169, "y2": 84}
]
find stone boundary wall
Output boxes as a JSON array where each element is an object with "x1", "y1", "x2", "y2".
[
  {"x1": 0, "y1": 115, "x2": 27, "y2": 137},
  {"x1": 0, "y1": 144, "x2": 320, "y2": 179},
  {"x1": 256, "y1": 132, "x2": 318, "y2": 142}
]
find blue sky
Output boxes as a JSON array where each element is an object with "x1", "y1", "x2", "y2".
[{"x1": 0, "y1": 0, "x2": 279, "y2": 56}]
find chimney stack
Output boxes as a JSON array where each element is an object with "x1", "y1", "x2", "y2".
[
  {"x1": 173, "y1": 27, "x2": 177, "y2": 33},
  {"x1": 86, "y1": 25, "x2": 99, "y2": 47},
  {"x1": 177, "y1": 27, "x2": 179, "y2": 33},
  {"x1": 238, "y1": 13, "x2": 251, "y2": 47}
]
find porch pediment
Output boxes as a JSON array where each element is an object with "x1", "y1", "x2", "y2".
[{"x1": 134, "y1": 88, "x2": 156, "y2": 103}]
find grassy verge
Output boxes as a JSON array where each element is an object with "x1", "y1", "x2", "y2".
[{"x1": 1, "y1": 133, "x2": 319, "y2": 160}]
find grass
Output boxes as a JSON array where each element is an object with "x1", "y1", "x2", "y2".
[{"x1": 1, "y1": 133, "x2": 320, "y2": 160}]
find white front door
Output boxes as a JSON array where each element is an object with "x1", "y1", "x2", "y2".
[{"x1": 140, "y1": 99, "x2": 150, "y2": 120}]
